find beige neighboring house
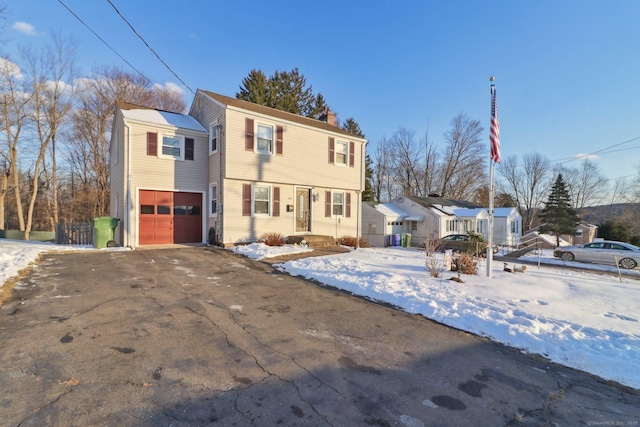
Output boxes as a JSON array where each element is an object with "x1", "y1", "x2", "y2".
[
  {"x1": 110, "y1": 91, "x2": 367, "y2": 248},
  {"x1": 520, "y1": 223, "x2": 597, "y2": 249}
]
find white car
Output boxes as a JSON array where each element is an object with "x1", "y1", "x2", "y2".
[{"x1": 553, "y1": 240, "x2": 640, "y2": 269}]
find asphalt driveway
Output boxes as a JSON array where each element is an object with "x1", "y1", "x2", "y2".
[{"x1": 1, "y1": 246, "x2": 638, "y2": 426}]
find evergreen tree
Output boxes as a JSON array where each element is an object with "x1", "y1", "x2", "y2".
[
  {"x1": 539, "y1": 174, "x2": 580, "y2": 246},
  {"x1": 341, "y1": 117, "x2": 364, "y2": 137},
  {"x1": 236, "y1": 69, "x2": 269, "y2": 105},
  {"x1": 236, "y1": 68, "x2": 325, "y2": 118},
  {"x1": 362, "y1": 154, "x2": 374, "y2": 202}
]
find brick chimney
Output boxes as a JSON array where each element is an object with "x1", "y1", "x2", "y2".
[
  {"x1": 326, "y1": 110, "x2": 336, "y2": 126},
  {"x1": 320, "y1": 109, "x2": 336, "y2": 126}
]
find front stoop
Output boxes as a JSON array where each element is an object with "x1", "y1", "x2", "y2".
[{"x1": 288, "y1": 235, "x2": 336, "y2": 248}]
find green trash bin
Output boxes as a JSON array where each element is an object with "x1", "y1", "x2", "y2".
[
  {"x1": 401, "y1": 233, "x2": 407, "y2": 247},
  {"x1": 93, "y1": 217, "x2": 120, "y2": 248}
]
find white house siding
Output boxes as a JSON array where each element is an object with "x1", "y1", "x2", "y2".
[
  {"x1": 125, "y1": 120, "x2": 208, "y2": 247},
  {"x1": 391, "y1": 196, "x2": 441, "y2": 247},
  {"x1": 361, "y1": 204, "x2": 387, "y2": 247},
  {"x1": 492, "y1": 208, "x2": 522, "y2": 247}
]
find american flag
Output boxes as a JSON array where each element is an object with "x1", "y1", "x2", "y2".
[{"x1": 490, "y1": 84, "x2": 501, "y2": 163}]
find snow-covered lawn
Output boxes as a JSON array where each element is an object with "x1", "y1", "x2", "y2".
[{"x1": 2, "y1": 240, "x2": 639, "y2": 390}]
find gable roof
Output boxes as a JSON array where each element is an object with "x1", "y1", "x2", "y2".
[
  {"x1": 402, "y1": 195, "x2": 480, "y2": 209},
  {"x1": 453, "y1": 208, "x2": 489, "y2": 218},
  {"x1": 198, "y1": 90, "x2": 366, "y2": 141},
  {"x1": 493, "y1": 207, "x2": 520, "y2": 218},
  {"x1": 374, "y1": 203, "x2": 410, "y2": 218},
  {"x1": 117, "y1": 101, "x2": 206, "y2": 132}
]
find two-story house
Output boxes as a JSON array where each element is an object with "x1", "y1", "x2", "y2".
[{"x1": 110, "y1": 90, "x2": 367, "y2": 248}]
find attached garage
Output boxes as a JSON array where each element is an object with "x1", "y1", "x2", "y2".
[{"x1": 139, "y1": 190, "x2": 203, "y2": 245}]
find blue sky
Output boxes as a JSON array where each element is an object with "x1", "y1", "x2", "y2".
[{"x1": 5, "y1": 0, "x2": 640, "y2": 184}]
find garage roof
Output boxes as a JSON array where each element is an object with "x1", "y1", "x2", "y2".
[{"x1": 118, "y1": 101, "x2": 206, "y2": 132}]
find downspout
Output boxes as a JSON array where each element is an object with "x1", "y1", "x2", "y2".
[
  {"x1": 124, "y1": 122, "x2": 132, "y2": 248},
  {"x1": 357, "y1": 140, "x2": 367, "y2": 249}
]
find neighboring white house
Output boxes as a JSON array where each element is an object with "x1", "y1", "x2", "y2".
[
  {"x1": 492, "y1": 207, "x2": 522, "y2": 247},
  {"x1": 110, "y1": 91, "x2": 367, "y2": 248},
  {"x1": 361, "y1": 195, "x2": 523, "y2": 248},
  {"x1": 362, "y1": 202, "x2": 418, "y2": 247}
]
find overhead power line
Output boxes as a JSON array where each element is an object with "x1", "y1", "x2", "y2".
[
  {"x1": 106, "y1": 0, "x2": 195, "y2": 95},
  {"x1": 56, "y1": 0, "x2": 149, "y2": 84}
]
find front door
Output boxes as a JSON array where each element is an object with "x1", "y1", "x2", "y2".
[{"x1": 295, "y1": 188, "x2": 311, "y2": 233}]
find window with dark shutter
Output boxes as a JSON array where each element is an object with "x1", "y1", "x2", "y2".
[
  {"x1": 346, "y1": 192, "x2": 351, "y2": 217},
  {"x1": 242, "y1": 184, "x2": 252, "y2": 216},
  {"x1": 245, "y1": 118, "x2": 254, "y2": 151},
  {"x1": 185, "y1": 138, "x2": 194, "y2": 161},
  {"x1": 325, "y1": 191, "x2": 331, "y2": 217},
  {"x1": 328, "y1": 137, "x2": 335, "y2": 164},
  {"x1": 147, "y1": 132, "x2": 157, "y2": 156},
  {"x1": 349, "y1": 142, "x2": 355, "y2": 167},
  {"x1": 273, "y1": 187, "x2": 280, "y2": 216},
  {"x1": 276, "y1": 126, "x2": 283, "y2": 155}
]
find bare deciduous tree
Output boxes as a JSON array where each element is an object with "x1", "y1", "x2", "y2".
[
  {"x1": 437, "y1": 113, "x2": 486, "y2": 200},
  {"x1": 498, "y1": 152, "x2": 551, "y2": 231},
  {"x1": 19, "y1": 33, "x2": 76, "y2": 239},
  {"x1": 388, "y1": 127, "x2": 423, "y2": 196},
  {"x1": 555, "y1": 159, "x2": 608, "y2": 213},
  {"x1": 66, "y1": 66, "x2": 186, "y2": 221},
  {"x1": 0, "y1": 56, "x2": 30, "y2": 231}
]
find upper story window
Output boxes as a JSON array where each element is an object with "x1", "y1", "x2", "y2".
[
  {"x1": 335, "y1": 141, "x2": 348, "y2": 166},
  {"x1": 256, "y1": 124, "x2": 273, "y2": 154},
  {"x1": 328, "y1": 137, "x2": 355, "y2": 167},
  {"x1": 209, "y1": 124, "x2": 218, "y2": 154},
  {"x1": 160, "y1": 135, "x2": 184, "y2": 160},
  {"x1": 245, "y1": 118, "x2": 283, "y2": 155}
]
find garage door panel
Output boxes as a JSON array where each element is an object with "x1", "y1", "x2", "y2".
[{"x1": 139, "y1": 190, "x2": 201, "y2": 245}]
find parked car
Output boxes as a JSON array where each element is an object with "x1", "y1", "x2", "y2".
[
  {"x1": 437, "y1": 234, "x2": 498, "y2": 256},
  {"x1": 553, "y1": 240, "x2": 640, "y2": 269}
]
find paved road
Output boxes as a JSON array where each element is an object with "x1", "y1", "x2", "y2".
[{"x1": 1, "y1": 247, "x2": 638, "y2": 426}]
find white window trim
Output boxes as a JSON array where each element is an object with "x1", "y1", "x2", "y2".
[
  {"x1": 331, "y1": 190, "x2": 345, "y2": 218},
  {"x1": 255, "y1": 122, "x2": 274, "y2": 155},
  {"x1": 252, "y1": 183, "x2": 272, "y2": 217},
  {"x1": 209, "y1": 122, "x2": 219, "y2": 154},
  {"x1": 159, "y1": 134, "x2": 185, "y2": 160},
  {"x1": 209, "y1": 183, "x2": 218, "y2": 217},
  {"x1": 334, "y1": 140, "x2": 348, "y2": 166}
]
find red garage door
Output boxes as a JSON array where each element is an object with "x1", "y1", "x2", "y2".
[{"x1": 139, "y1": 190, "x2": 202, "y2": 245}]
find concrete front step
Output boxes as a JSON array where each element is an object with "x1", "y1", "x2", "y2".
[{"x1": 288, "y1": 235, "x2": 336, "y2": 248}]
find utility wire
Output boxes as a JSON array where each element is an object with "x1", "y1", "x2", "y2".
[
  {"x1": 106, "y1": 0, "x2": 195, "y2": 95},
  {"x1": 56, "y1": 0, "x2": 150, "y2": 84}
]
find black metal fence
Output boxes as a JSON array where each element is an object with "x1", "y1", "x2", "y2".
[{"x1": 56, "y1": 222, "x2": 93, "y2": 245}]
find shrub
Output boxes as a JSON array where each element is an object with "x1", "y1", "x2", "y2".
[
  {"x1": 259, "y1": 232, "x2": 286, "y2": 246},
  {"x1": 338, "y1": 236, "x2": 369, "y2": 248},
  {"x1": 425, "y1": 257, "x2": 443, "y2": 278},
  {"x1": 451, "y1": 253, "x2": 479, "y2": 275},
  {"x1": 424, "y1": 238, "x2": 439, "y2": 257}
]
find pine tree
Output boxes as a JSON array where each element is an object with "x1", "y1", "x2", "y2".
[
  {"x1": 236, "y1": 68, "x2": 324, "y2": 118},
  {"x1": 539, "y1": 174, "x2": 581, "y2": 246}
]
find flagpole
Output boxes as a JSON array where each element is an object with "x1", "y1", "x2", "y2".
[
  {"x1": 486, "y1": 76, "x2": 499, "y2": 278},
  {"x1": 487, "y1": 157, "x2": 495, "y2": 277}
]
